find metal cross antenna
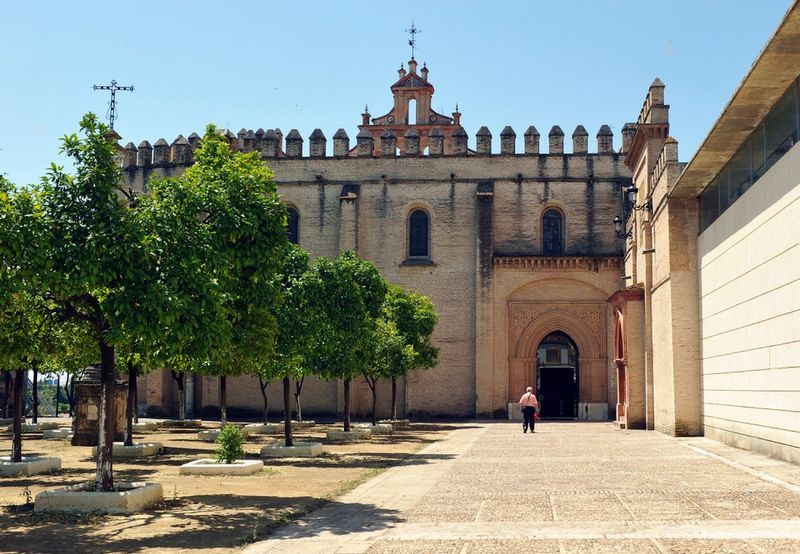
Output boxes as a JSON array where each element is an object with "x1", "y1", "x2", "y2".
[
  {"x1": 92, "y1": 80, "x2": 134, "y2": 130},
  {"x1": 405, "y1": 23, "x2": 421, "y2": 60}
]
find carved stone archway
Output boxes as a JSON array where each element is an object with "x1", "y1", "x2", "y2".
[{"x1": 508, "y1": 303, "x2": 609, "y2": 419}]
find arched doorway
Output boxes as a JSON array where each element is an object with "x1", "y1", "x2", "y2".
[{"x1": 536, "y1": 331, "x2": 578, "y2": 418}]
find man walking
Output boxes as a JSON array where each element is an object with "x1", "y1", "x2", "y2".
[{"x1": 519, "y1": 386, "x2": 539, "y2": 433}]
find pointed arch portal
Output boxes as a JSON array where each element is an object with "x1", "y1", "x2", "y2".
[{"x1": 507, "y1": 302, "x2": 609, "y2": 420}]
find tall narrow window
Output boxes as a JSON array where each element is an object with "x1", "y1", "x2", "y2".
[
  {"x1": 287, "y1": 207, "x2": 299, "y2": 244},
  {"x1": 408, "y1": 99, "x2": 417, "y2": 125},
  {"x1": 408, "y1": 209, "x2": 429, "y2": 258},
  {"x1": 542, "y1": 209, "x2": 564, "y2": 255}
]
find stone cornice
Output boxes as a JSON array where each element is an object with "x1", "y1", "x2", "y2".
[
  {"x1": 624, "y1": 123, "x2": 669, "y2": 170},
  {"x1": 493, "y1": 256, "x2": 622, "y2": 272}
]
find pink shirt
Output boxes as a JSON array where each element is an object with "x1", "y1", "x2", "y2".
[{"x1": 519, "y1": 392, "x2": 539, "y2": 409}]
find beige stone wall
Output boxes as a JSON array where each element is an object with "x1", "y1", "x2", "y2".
[
  {"x1": 125, "y1": 151, "x2": 629, "y2": 419},
  {"x1": 698, "y1": 143, "x2": 800, "y2": 463}
]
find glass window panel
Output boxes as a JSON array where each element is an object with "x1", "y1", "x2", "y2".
[
  {"x1": 542, "y1": 210, "x2": 564, "y2": 255},
  {"x1": 752, "y1": 124, "x2": 767, "y2": 180},
  {"x1": 764, "y1": 85, "x2": 798, "y2": 169},
  {"x1": 408, "y1": 210, "x2": 429, "y2": 257},
  {"x1": 728, "y1": 143, "x2": 751, "y2": 203},
  {"x1": 700, "y1": 175, "x2": 721, "y2": 232}
]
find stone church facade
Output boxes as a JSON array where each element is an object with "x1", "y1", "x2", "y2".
[
  {"x1": 121, "y1": 56, "x2": 660, "y2": 423},
  {"x1": 120, "y1": 4, "x2": 800, "y2": 465}
]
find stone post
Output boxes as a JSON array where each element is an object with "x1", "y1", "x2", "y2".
[
  {"x1": 137, "y1": 140, "x2": 152, "y2": 167},
  {"x1": 452, "y1": 126, "x2": 468, "y2": 155},
  {"x1": 309, "y1": 128, "x2": 326, "y2": 158},
  {"x1": 285, "y1": 129, "x2": 303, "y2": 158},
  {"x1": 621, "y1": 123, "x2": 637, "y2": 153},
  {"x1": 356, "y1": 130, "x2": 374, "y2": 157},
  {"x1": 549, "y1": 126, "x2": 564, "y2": 154},
  {"x1": 524, "y1": 126, "x2": 540, "y2": 154},
  {"x1": 476, "y1": 126, "x2": 492, "y2": 155},
  {"x1": 123, "y1": 142, "x2": 138, "y2": 168},
  {"x1": 333, "y1": 129, "x2": 350, "y2": 157},
  {"x1": 262, "y1": 129, "x2": 279, "y2": 158},
  {"x1": 597, "y1": 125, "x2": 614, "y2": 153},
  {"x1": 171, "y1": 135, "x2": 192, "y2": 165},
  {"x1": 428, "y1": 127, "x2": 444, "y2": 156},
  {"x1": 572, "y1": 125, "x2": 588, "y2": 154},
  {"x1": 153, "y1": 138, "x2": 170, "y2": 165},
  {"x1": 404, "y1": 128, "x2": 420, "y2": 156},
  {"x1": 500, "y1": 126, "x2": 516, "y2": 155},
  {"x1": 380, "y1": 129, "x2": 397, "y2": 157}
]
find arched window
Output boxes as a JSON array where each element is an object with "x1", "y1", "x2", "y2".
[
  {"x1": 408, "y1": 99, "x2": 417, "y2": 125},
  {"x1": 408, "y1": 209, "x2": 429, "y2": 258},
  {"x1": 287, "y1": 207, "x2": 299, "y2": 244},
  {"x1": 542, "y1": 209, "x2": 564, "y2": 255}
]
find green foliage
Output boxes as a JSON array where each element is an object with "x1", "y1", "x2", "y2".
[
  {"x1": 214, "y1": 424, "x2": 245, "y2": 464},
  {"x1": 381, "y1": 285, "x2": 439, "y2": 376},
  {"x1": 305, "y1": 251, "x2": 388, "y2": 381}
]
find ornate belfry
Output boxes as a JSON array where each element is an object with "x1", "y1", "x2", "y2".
[{"x1": 356, "y1": 57, "x2": 462, "y2": 156}]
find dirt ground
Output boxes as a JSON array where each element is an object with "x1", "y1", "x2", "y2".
[{"x1": 0, "y1": 417, "x2": 452, "y2": 553}]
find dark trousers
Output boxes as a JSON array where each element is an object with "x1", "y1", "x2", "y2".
[{"x1": 522, "y1": 406, "x2": 535, "y2": 431}]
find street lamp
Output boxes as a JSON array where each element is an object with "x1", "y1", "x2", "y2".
[
  {"x1": 626, "y1": 185, "x2": 653, "y2": 213},
  {"x1": 613, "y1": 216, "x2": 632, "y2": 239}
]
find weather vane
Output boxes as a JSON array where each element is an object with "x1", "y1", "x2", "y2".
[
  {"x1": 93, "y1": 79, "x2": 134, "y2": 130},
  {"x1": 405, "y1": 22, "x2": 421, "y2": 60}
]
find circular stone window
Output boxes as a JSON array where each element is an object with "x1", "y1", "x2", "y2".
[
  {"x1": 429, "y1": 115, "x2": 437, "y2": 123},
  {"x1": 387, "y1": 116, "x2": 395, "y2": 123}
]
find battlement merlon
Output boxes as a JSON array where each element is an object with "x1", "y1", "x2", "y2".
[{"x1": 123, "y1": 124, "x2": 621, "y2": 168}]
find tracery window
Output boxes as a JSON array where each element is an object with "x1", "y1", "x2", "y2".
[
  {"x1": 542, "y1": 209, "x2": 564, "y2": 255},
  {"x1": 408, "y1": 209, "x2": 430, "y2": 258}
]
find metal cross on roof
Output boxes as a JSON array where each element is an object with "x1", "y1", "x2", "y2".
[
  {"x1": 405, "y1": 23, "x2": 421, "y2": 60},
  {"x1": 93, "y1": 80, "x2": 134, "y2": 130}
]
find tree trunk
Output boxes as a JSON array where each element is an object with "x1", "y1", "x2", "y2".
[
  {"x1": 31, "y1": 364, "x2": 39, "y2": 424},
  {"x1": 55, "y1": 374, "x2": 61, "y2": 417},
  {"x1": 96, "y1": 337, "x2": 116, "y2": 492},
  {"x1": 219, "y1": 375, "x2": 227, "y2": 425},
  {"x1": 343, "y1": 378, "x2": 351, "y2": 432},
  {"x1": 11, "y1": 370, "x2": 24, "y2": 463},
  {"x1": 125, "y1": 361, "x2": 137, "y2": 447},
  {"x1": 258, "y1": 377, "x2": 269, "y2": 424},
  {"x1": 371, "y1": 383, "x2": 378, "y2": 426},
  {"x1": 294, "y1": 377, "x2": 304, "y2": 422},
  {"x1": 2, "y1": 372, "x2": 10, "y2": 419},
  {"x1": 133, "y1": 377, "x2": 139, "y2": 424},
  {"x1": 171, "y1": 371, "x2": 186, "y2": 420},
  {"x1": 391, "y1": 377, "x2": 398, "y2": 421},
  {"x1": 282, "y1": 376, "x2": 293, "y2": 447}
]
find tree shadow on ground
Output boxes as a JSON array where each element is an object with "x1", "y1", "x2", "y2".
[{"x1": 0, "y1": 495, "x2": 400, "y2": 553}]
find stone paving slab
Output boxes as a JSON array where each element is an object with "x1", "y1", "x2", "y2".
[{"x1": 243, "y1": 422, "x2": 800, "y2": 553}]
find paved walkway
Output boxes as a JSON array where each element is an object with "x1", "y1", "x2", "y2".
[{"x1": 243, "y1": 422, "x2": 800, "y2": 553}]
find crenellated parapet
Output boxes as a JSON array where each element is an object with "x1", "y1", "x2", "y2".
[{"x1": 122, "y1": 123, "x2": 620, "y2": 169}]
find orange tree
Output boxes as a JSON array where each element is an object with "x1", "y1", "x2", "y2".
[
  {"x1": 305, "y1": 251, "x2": 387, "y2": 432},
  {"x1": 28, "y1": 115, "x2": 229, "y2": 491}
]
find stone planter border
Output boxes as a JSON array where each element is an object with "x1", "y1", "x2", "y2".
[
  {"x1": 244, "y1": 423, "x2": 283, "y2": 434},
  {"x1": 91, "y1": 442, "x2": 162, "y2": 458},
  {"x1": 326, "y1": 429, "x2": 372, "y2": 442},
  {"x1": 379, "y1": 419, "x2": 411, "y2": 430},
  {"x1": 34, "y1": 481, "x2": 163, "y2": 514},
  {"x1": 355, "y1": 423, "x2": 394, "y2": 435},
  {"x1": 179, "y1": 458, "x2": 264, "y2": 476},
  {"x1": 260, "y1": 442, "x2": 324, "y2": 458},
  {"x1": 0, "y1": 456, "x2": 61, "y2": 477},
  {"x1": 6, "y1": 422, "x2": 59, "y2": 433},
  {"x1": 197, "y1": 429, "x2": 250, "y2": 442},
  {"x1": 132, "y1": 421, "x2": 159, "y2": 431},
  {"x1": 43, "y1": 428, "x2": 73, "y2": 440}
]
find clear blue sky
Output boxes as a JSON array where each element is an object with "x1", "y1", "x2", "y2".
[{"x1": 0, "y1": 1, "x2": 793, "y2": 186}]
